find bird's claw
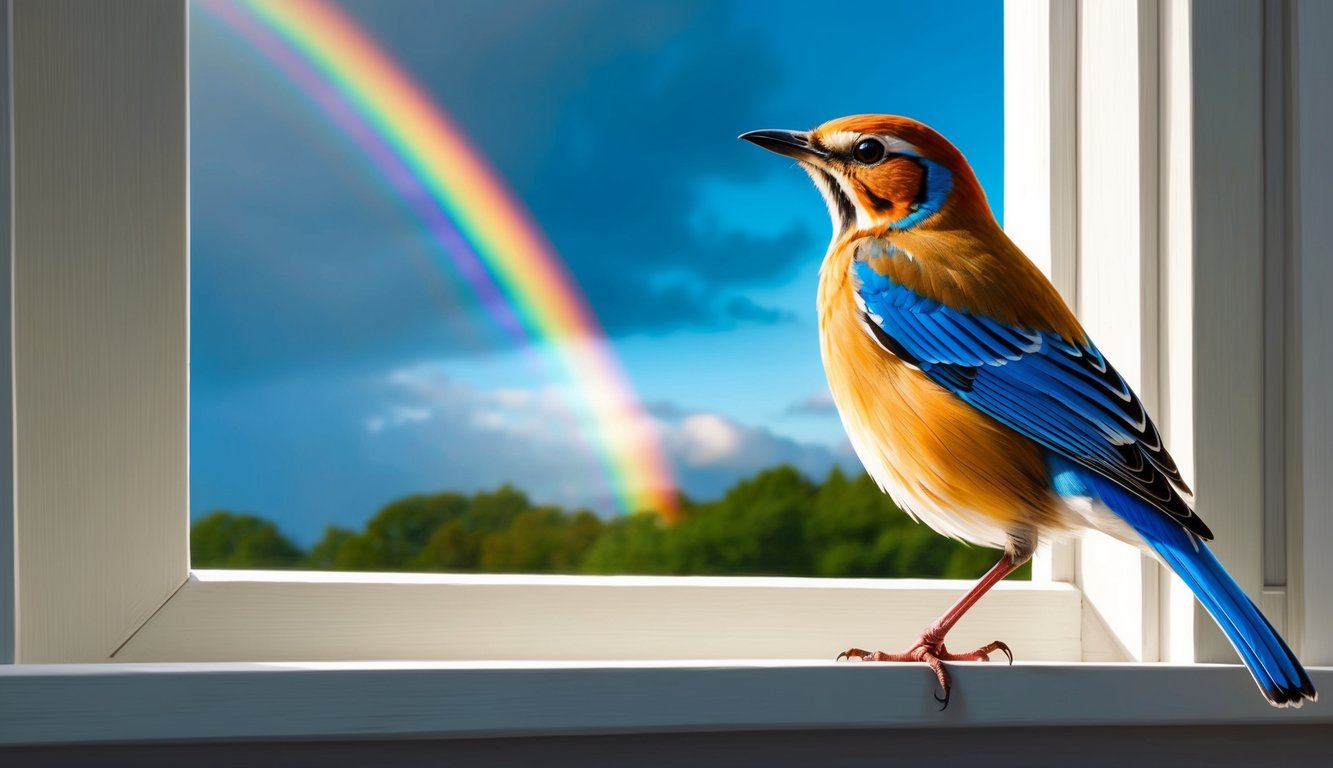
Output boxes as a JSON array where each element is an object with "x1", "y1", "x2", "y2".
[
  {"x1": 835, "y1": 639, "x2": 1013, "y2": 710},
  {"x1": 836, "y1": 647, "x2": 875, "y2": 662}
]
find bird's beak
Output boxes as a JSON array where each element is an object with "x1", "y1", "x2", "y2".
[{"x1": 739, "y1": 129, "x2": 826, "y2": 162}]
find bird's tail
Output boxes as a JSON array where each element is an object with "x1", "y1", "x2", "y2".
[{"x1": 1076, "y1": 466, "x2": 1316, "y2": 707}]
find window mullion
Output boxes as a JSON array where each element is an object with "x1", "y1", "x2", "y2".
[
  {"x1": 1003, "y1": 0, "x2": 1078, "y2": 585},
  {"x1": 1289, "y1": 0, "x2": 1333, "y2": 666},
  {"x1": 9, "y1": 0, "x2": 189, "y2": 663}
]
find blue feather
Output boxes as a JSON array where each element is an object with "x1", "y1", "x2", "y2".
[
  {"x1": 888, "y1": 156, "x2": 953, "y2": 230},
  {"x1": 849, "y1": 237, "x2": 1315, "y2": 706},
  {"x1": 852, "y1": 258, "x2": 1205, "y2": 538},
  {"x1": 1048, "y1": 455, "x2": 1315, "y2": 706}
]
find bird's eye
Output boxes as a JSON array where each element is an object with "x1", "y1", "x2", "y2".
[{"x1": 852, "y1": 138, "x2": 886, "y2": 165}]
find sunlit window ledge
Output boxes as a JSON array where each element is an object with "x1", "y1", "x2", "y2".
[
  {"x1": 1, "y1": 660, "x2": 1329, "y2": 746},
  {"x1": 108, "y1": 570, "x2": 1083, "y2": 663}
]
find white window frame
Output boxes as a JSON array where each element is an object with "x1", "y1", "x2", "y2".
[
  {"x1": 0, "y1": 0, "x2": 1075, "y2": 668},
  {"x1": 1009, "y1": 0, "x2": 1333, "y2": 668},
  {"x1": 2, "y1": 0, "x2": 1331, "y2": 744}
]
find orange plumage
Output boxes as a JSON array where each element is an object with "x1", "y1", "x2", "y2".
[
  {"x1": 812, "y1": 116, "x2": 1082, "y2": 551},
  {"x1": 818, "y1": 241, "x2": 1066, "y2": 548}
]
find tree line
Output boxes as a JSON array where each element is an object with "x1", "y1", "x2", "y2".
[{"x1": 191, "y1": 465, "x2": 1029, "y2": 580}]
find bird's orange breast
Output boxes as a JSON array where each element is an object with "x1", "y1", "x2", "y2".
[{"x1": 817, "y1": 237, "x2": 1071, "y2": 547}]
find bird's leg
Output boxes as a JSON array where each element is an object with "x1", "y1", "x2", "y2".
[{"x1": 838, "y1": 537, "x2": 1035, "y2": 710}]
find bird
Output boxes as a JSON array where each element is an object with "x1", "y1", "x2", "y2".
[{"x1": 740, "y1": 114, "x2": 1315, "y2": 710}]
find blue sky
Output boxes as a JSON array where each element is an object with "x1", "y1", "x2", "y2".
[{"x1": 190, "y1": 0, "x2": 1003, "y2": 545}]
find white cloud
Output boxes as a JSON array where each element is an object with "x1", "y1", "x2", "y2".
[
  {"x1": 363, "y1": 363, "x2": 856, "y2": 511},
  {"x1": 657, "y1": 406, "x2": 860, "y2": 499},
  {"x1": 671, "y1": 413, "x2": 744, "y2": 466},
  {"x1": 366, "y1": 405, "x2": 431, "y2": 433},
  {"x1": 372, "y1": 366, "x2": 581, "y2": 444},
  {"x1": 784, "y1": 389, "x2": 838, "y2": 416}
]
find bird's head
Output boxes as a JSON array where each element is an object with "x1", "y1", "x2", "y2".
[{"x1": 740, "y1": 114, "x2": 989, "y2": 237}]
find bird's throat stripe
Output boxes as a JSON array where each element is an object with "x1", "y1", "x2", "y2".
[{"x1": 819, "y1": 168, "x2": 857, "y2": 234}]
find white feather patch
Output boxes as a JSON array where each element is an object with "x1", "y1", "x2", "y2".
[
  {"x1": 832, "y1": 173, "x2": 874, "y2": 230},
  {"x1": 820, "y1": 130, "x2": 919, "y2": 157}
]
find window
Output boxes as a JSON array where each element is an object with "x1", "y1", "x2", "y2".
[
  {"x1": 3, "y1": 0, "x2": 1330, "y2": 740},
  {"x1": 185, "y1": 0, "x2": 1011, "y2": 582}
]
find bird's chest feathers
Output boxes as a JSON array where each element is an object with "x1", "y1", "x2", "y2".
[
  {"x1": 817, "y1": 238, "x2": 949, "y2": 465},
  {"x1": 818, "y1": 236, "x2": 947, "y2": 398},
  {"x1": 816, "y1": 236, "x2": 1054, "y2": 546}
]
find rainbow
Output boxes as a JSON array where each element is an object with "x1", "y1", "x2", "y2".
[{"x1": 198, "y1": 0, "x2": 678, "y2": 518}]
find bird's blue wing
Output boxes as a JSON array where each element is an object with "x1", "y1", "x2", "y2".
[{"x1": 852, "y1": 250, "x2": 1209, "y2": 539}]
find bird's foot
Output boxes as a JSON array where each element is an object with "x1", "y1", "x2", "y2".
[{"x1": 836, "y1": 638, "x2": 1012, "y2": 710}]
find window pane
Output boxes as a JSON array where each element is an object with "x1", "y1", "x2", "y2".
[{"x1": 188, "y1": 0, "x2": 1008, "y2": 576}]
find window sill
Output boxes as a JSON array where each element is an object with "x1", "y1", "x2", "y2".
[
  {"x1": 111, "y1": 571, "x2": 1082, "y2": 663},
  {"x1": 1, "y1": 660, "x2": 1328, "y2": 746}
]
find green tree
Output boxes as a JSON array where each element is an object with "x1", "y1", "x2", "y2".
[
  {"x1": 579, "y1": 512, "x2": 675, "y2": 574},
  {"x1": 670, "y1": 466, "x2": 818, "y2": 575},
  {"x1": 190, "y1": 467, "x2": 1028, "y2": 580},
  {"x1": 804, "y1": 467, "x2": 907, "y2": 577},
  {"x1": 804, "y1": 466, "x2": 1026, "y2": 580},
  {"x1": 461, "y1": 485, "x2": 532, "y2": 533},
  {"x1": 306, "y1": 525, "x2": 355, "y2": 570},
  {"x1": 411, "y1": 485, "x2": 539, "y2": 570},
  {"x1": 414, "y1": 519, "x2": 479, "y2": 571},
  {"x1": 191, "y1": 510, "x2": 304, "y2": 568},
  {"x1": 332, "y1": 491, "x2": 469, "y2": 570},
  {"x1": 331, "y1": 485, "x2": 536, "y2": 571},
  {"x1": 479, "y1": 507, "x2": 605, "y2": 572}
]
